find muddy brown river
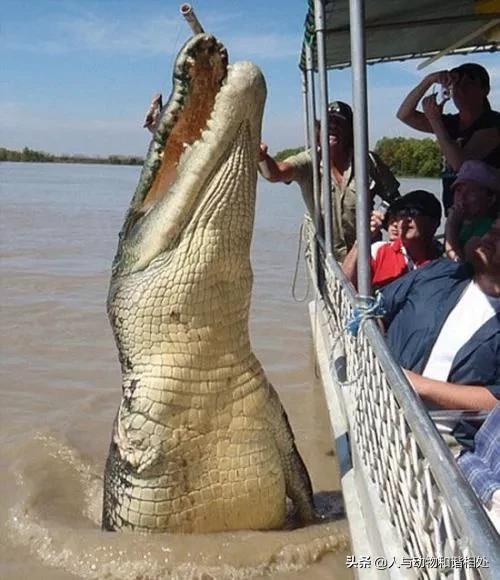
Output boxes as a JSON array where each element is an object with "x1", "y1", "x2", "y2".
[{"x1": 1, "y1": 162, "x2": 362, "y2": 579}]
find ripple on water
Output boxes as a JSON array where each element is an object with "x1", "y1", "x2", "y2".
[{"x1": 7, "y1": 433, "x2": 350, "y2": 579}]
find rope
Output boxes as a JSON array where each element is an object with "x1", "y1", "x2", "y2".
[
  {"x1": 346, "y1": 292, "x2": 385, "y2": 337},
  {"x1": 291, "y1": 222, "x2": 310, "y2": 302},
  {"x1": 326, "y1": 293, "x2": 385, "y2": 386},
  {"x1": 169, "y1": 19, "x2": 184, "y2": 76}
]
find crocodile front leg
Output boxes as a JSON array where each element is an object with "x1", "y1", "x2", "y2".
[{"x1": 266, "y1": 385, "x2": 316, "y2": 524}]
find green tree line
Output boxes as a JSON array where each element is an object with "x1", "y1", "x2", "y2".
[
  {"x1": 2, "y1": 137, "x2": 442, "y2": 176},
  {"x1": 274, "y1": 147, "x2": 304, "y2": 162},
  {"x1": 273, "y1": 137, "x2": 441, "y2": 178},
  {"x1": 374, "y1": 137, "x2": 441, "y2": 177},
  {"x1": 0, "y1": 147, "x2": 144, "y2": 166}
]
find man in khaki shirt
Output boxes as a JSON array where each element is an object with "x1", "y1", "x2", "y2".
[{"x1": 259, "y1": 101, "x2": 400, "y2": 262}]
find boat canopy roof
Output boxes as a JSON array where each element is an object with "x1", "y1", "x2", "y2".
[{"x1": 300, "y1": 0, "x2": 500, "y2": 70}]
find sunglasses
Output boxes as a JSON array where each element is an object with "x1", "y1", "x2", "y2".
[
  {"x1": 395, "y1": 207, "x2": 427, "y2": 219},
  {"x1": 327, "y1": 113, "x2": 347, "y2": 124}
]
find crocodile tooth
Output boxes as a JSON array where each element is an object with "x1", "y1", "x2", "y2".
[{"x1": 201, "y1": 130, "x2": 216, "y2": 146}]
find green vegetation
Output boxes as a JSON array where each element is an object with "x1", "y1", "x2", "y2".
[
  {"x1": 0, "y1": 147, "x2": 144, "y2": 166},
  {"x1": 374, "y1": 137, "x2": 441, "y2": 177},
  {"x1": 274, "y1": 137, "x2": 442, "y2": 178},
  {"x1": 3, "y1": 136, "x2": 442, "y2": 176},
  {"x1": 274, "y1": 147, "x2": 305, "y2": 162}
]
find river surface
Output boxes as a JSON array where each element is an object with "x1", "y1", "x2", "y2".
[{"x1": 0, "y1": 162, "x2": 439, "y2": 579}]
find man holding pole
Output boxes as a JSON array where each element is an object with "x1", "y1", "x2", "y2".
[{"x1": 258, "y1": 101, "x2": 400, "y2": 262}]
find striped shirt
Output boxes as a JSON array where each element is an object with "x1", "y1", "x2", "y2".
[{"x1": 457, "y1": 405, "x2": 500, "y2": 503}]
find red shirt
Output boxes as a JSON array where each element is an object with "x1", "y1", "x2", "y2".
[{"x1": 371, "y1": 238, "x2": 436, "y2": 288}]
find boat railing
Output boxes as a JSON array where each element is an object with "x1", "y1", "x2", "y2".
[{"x1": 303, "y1": 215, "x2": 500, "y2": 579}]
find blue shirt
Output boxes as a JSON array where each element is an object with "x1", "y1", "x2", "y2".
[
  {"x1": 457, "y1": 405, "x2": 500, "y2": 503},
  {"x1": 380, "y1": 259, "x2": 500, "y2": 397}
]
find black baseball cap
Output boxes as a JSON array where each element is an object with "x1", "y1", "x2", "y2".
[
  {"x1": 451, "y1": 63, "x2": 490, "y2": 93},
  {"x1": 328, "y1": 101, "x2": 353, "y2": 124},
  {"x1": 389, "y1": 190, "x2": 442, "y2": 221}
]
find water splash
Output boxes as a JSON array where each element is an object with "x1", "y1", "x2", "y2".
[{"x1": 7, "y1": 433, "x2": 350, "y2": 579}]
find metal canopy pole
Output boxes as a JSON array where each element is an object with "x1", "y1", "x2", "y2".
[
  {"x1": 305, "y1": 44, "x2": 324, "y2": 293},
  {"x1": 301, "y1": 70, "x2": 310, "y2": 150},
  {"x1": 305, "y1": 44, "x2": 323, "y2": 241},
  {"x1": 349, "y1": 0, "x2": 372, "y2": 299},
  {"x1": 314, "y1": 0, "x2": 333, "y2": 259}
]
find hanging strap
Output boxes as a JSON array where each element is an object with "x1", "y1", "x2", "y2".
[{"x1": 347, "y1": 292, "x2": 385, "y2": 337}]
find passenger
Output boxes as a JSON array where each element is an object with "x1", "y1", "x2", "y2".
[
  {"x1": 380, "y1": 218, "x2": 500, "y2": 411},
  {"x1": 368, "y1": 204, "x2": 401, "y2": 247},
  {"x1": 383, "y1": 209, "x2": 401, "y2": 242},
  {"x1": 456, "y1": 405, "x2": 500, "y2": 533},
  {"x1": 445, "y1": 160, "x2": 500, "y2": 262},
  {"x1": 342, "y1": 190, "x2": 442, "y2": 289},
  {"x1": 258, "y1": 101, "x2": 400, "y2": 262},
  {"x1": 397, "y1": 63, "x2": 500, "y2": 213}
]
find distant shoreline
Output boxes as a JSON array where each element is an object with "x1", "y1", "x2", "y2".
[
  {"x1": 1, "y1": 135, "x2": 442, "y2": 177},
  {"x1": 0, "y1": 147, "x2": 143, "y2": 166},
  {"x1": 1, "y1": 159, "x2": 435, "y2": 180},
  {"x1": 1, "y1": 159, "x2": 143, "y2": 166}
]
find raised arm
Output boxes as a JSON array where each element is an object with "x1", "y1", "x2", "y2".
[
  {"x1": 397, "y1": 71, "x2": 450, "y2": 133},
  {"x1": 423, "y1": 98, "x2": 500, "y2": 171},
  {"x1": 258, "y1": 143, "x2": 296, "y2": 182}
]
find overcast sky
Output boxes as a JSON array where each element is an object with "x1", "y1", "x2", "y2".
[{"x1": 2, "y1": 0, "x2": 499, "y2": 157}]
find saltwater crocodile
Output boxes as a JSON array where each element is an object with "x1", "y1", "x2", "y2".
[{"x1": 102, "y1": 32, "x2": 315, "y2": 533}]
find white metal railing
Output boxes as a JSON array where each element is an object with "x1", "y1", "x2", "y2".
[{"x1": 303, "y1": 216, "x2": 500, "y2": 579}]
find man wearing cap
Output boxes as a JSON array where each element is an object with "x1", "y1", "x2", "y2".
[
  {"x1": 397, "y1": 62, "x2": 500, "y2": 212},
  {"x1": 380, "y1": 218, "x2": 500, "y2": 411},
  {"x1": 342, "y1": 190, "x2": 442, "y2": 289},
  {"x1": 258, "y1": 101, "x2": 400, "y2": 262},
  {"x1": 445, "y1": 160, "x2": 500, "y2": 262}
]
